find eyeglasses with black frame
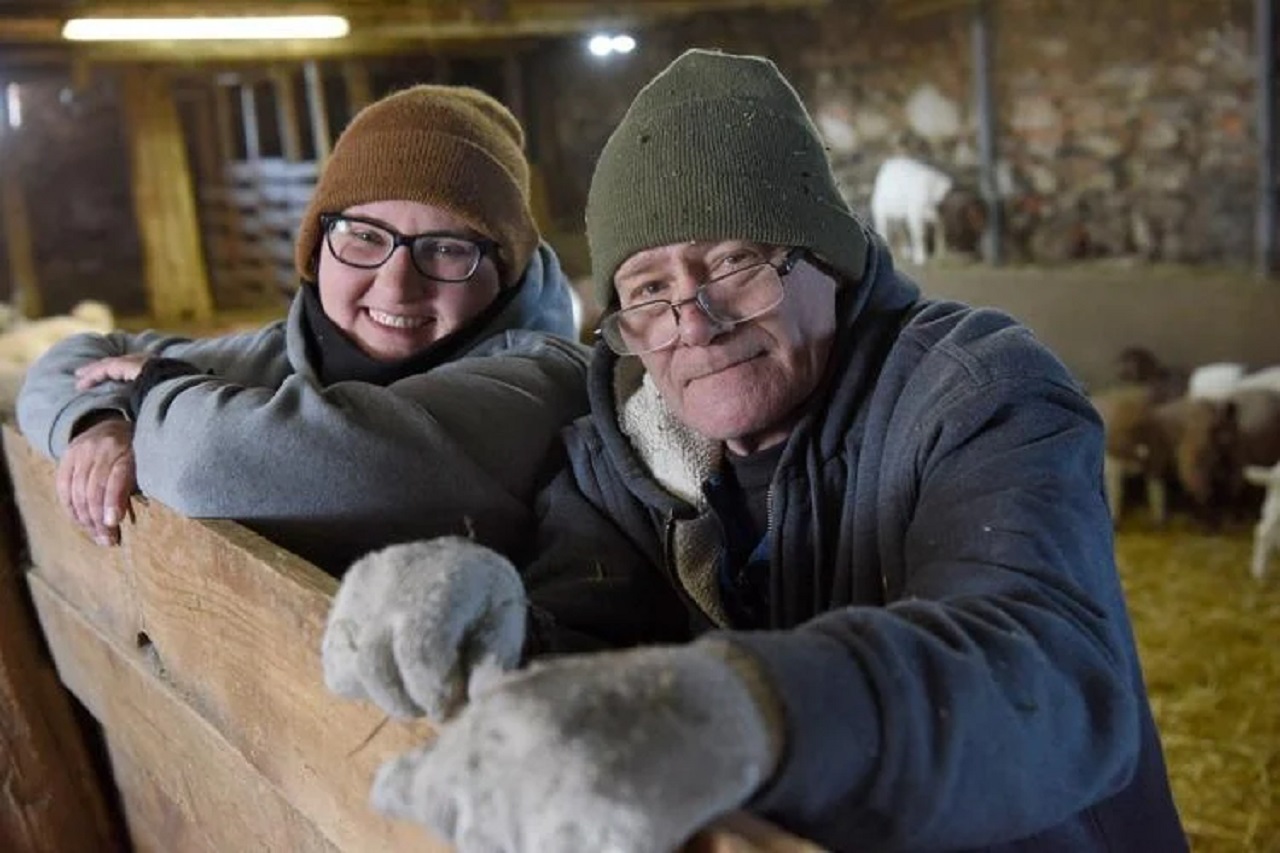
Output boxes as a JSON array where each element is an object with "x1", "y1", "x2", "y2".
[
  {"x1": 596, "y1": 246, "x2": 804, "y2": 356},
  {"x1": 320, "y1": 213, "x2": 498, "y2": 283}
]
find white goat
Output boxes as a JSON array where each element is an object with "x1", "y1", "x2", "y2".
[
  {"x1": 1245, "y1": 462, "x2": 1280, "y2": 581},
  {"x1": 870, "y1": 156, "x2": 954, "y2": 265}
]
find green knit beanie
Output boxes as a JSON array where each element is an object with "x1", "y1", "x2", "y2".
[{"x1": 586, "y1": 49, "x2": 869, "y2": 305}]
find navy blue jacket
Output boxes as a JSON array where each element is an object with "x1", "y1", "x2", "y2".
[{"x1": 523, "y1": 235, "x2": 1186, "y2": 852}]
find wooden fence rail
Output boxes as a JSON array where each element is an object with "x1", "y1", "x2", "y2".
[{"x1": 0, "y1": 427, "x2": 821, "y2": 853}]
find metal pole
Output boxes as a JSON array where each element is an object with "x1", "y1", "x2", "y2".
[
  {"x1": 972, "y1": 0, "x2": 1004, "y2": 265},
  {"x1": 1257, "y1": 0, "x2": 1276, "y2": 278}
]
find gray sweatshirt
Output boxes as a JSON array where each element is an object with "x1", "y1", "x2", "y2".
[{"x1": 17, "y1": 244, "x2": 590, "y2": 574}]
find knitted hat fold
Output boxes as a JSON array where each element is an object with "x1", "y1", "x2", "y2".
[
  {"x1": 586, "y1": 49, "x2": 869, "y2": 304},
  {"x1": 296, "y1": 85, "x2": 538, "y2": 287}
]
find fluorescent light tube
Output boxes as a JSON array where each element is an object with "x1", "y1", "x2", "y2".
[{"x1": 62, "y1": 15, "x2": 350, "y2": 41}]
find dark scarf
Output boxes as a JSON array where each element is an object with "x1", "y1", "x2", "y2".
[{"x1": 299, "y1": 282, "x2": 518, "y2": 386}]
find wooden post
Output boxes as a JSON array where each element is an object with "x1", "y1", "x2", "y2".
[
  {"x1": 120, "y1": 65, "x2": 214, "y2": 325},
  {"x1": 341, "y1": 60, "x2": 373, "y2": 117},
  {"x1": 0, "y1": 88, "x2": 41, "y2": 318},
  {"x1": 272, "y1": 69, "x2": 303, "y2": 162},
  {"x1": 0, "y1": 464, "x2": 124, "y2": 851},
  {"x1": 303, "y1": 61, "x2": 331, "y2": 164}
]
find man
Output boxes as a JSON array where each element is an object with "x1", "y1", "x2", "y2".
[{"x1": 323, "y1": 50, "x2": 1187, "y2": 852}]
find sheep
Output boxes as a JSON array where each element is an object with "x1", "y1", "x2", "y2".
[
  {"x1": 1244, "y1": 463, "x2": 1280, "y2": 580},
  {"x1": 1094, "y1": 385, "x2": 1171, "y2": 523},
  {"x1": 1114, "y1": 346, "x2": 1187, "y2": 404},
  {"x1": 1235, "y1": 365, "x2": 1280, "y2": 395},
  {"x1": 1187, "y1": 362, "x2": 1246, "y2": 401},
  {"x1": 0, "y1": 300, "x2": 116, "y2": 414},
  {"x1": 0, "y1": 300, "x2": 115, "y2": 367},
  {"x1": 1094, "y1": 385, "x2": 1240, "y2": 526},
  {"x1": 870, "y1": 156, "x2": 957, "y2": 265}
]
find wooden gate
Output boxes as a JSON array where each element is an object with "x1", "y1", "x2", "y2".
[{"x1": 0, "y1": 427, "x2": 821, "y2": 852}]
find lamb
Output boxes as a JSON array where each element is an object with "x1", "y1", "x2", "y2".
[
  {"x1": 1244, "y1": 462, "x2": 1280, "y2": 580},
  {"x1": 1094, "y1": 385, "x2": 1239, "y2": 526},
  {"x1": 870, "y1": 156, "x2": 957, "y2": 265},
  {"x1": 0, "y1": 300, "x2": 116, "y2": 414},
  {"x1": 0, "y1": 300, "x2": 115, "y2": 367},
  {"x1": 1187, "y1": 362, "x2": 1246, "y2": 401}
]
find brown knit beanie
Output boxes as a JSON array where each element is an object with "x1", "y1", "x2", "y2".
[
  {"x1": 295, "y1": 84, "x2": 538, "y2": 287},
  {"x1": 587, "y1": 49, "x2": 868, "y2": 305}
]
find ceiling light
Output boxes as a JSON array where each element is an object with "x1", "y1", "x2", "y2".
[
  {"x1": 588, "y1": 34, "x2": 613, "y2": 57},
  {"x1": 61, "y1": 15, "x2": 350, "y2": 42},
  {"x1": 587, "y1": 32, "x2": 636, "y2": 58}
]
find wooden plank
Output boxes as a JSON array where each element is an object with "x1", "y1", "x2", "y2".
[
  {"x1": 27, "y1": 573, "x2": 343, "y2": 853},
  {"x1": 0, "y1": 478, "x2": 123, "y2": 851},
  {"x1": 4, "y1": 428, "x2": 435, "y2": 851},
  {"x1": 3, "y1": 428, "x2": 821, "y2": 853},
  {"x1": 106, "y1": 743, "x2": 213, "y2": 853},
  {"x1": 121, "y1": 66, "x2": 215, "y2": 325}
]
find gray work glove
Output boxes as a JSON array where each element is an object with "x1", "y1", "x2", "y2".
[
  {"x1": 371, "y1": 641, "x2": 784, "y2": 853},
  {"x1": 322, "y1": 537, "x2": 526, "y2": 722}
]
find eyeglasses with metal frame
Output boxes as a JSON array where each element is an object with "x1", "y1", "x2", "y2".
[
  {"x1": 596, "y1": 246, "x2": 804, "y2": 356},
  {"x1": 320, "y1": 213, "x2": 498, "y2": 283}
]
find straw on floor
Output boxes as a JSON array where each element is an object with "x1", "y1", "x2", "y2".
[{"x1": 1116, "y1": 517, "x2": 1279, "y2": 852}]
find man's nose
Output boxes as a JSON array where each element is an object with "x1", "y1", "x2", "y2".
[{"x1": 676, "y1": 296, "x2": 729, "y2": 346}]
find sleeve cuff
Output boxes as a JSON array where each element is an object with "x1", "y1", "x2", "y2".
[{"x1": 128, "y1": 357, "x2": 204, "y2": 419}]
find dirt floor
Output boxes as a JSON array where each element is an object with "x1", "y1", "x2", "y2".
[{"x1": 1115, "y1": 515, "x2": 1279, "y2": 852}]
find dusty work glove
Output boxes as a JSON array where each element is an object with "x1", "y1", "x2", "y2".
[
  {"x1": 322, "y1": 537, "x2": 527, "y2": 722},
  {"x1": 371, "y1": 640, "x2": 784, "y2": 853}
]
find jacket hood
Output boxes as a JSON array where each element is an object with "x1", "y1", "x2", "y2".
[
  {"x1": 284, "y1": 240, "x2": 577, "y2": 382},
  {"x1": 586, "y1": 228, "x2": 921, "y2": 511}
]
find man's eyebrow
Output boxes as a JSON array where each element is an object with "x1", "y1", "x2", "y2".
[{"x1": 615, "y1": 259, "x2": 663, "y2": 280}]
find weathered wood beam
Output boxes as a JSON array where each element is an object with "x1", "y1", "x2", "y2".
[
  {"x1": 0, "y1": 98, "x2": 42, "y2": 319},
  {"x1": 272, "y1": 68, "x2": 303, "y2": 161},
  {"x1": 0, "y1": 462, "x2": 123, "y2": 851},
  {"x1": 120, "y1": 65, "x2": 215, "y2": 324}
]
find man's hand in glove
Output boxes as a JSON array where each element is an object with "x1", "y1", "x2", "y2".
[
  {"x1": 321, "y1": 536, "x2": 527, "y2": 722},
  {"x1": 371, "y1": 640, "x2": 784, "y2": 853}
]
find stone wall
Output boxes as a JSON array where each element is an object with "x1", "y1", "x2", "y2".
[{"x1": 527, "y1": 0, "x2": 1260, "y2": 269}]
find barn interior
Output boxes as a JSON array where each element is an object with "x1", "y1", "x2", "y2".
[{"x1": 0, "y1": 1, "x2": 1276, "y2": 851}]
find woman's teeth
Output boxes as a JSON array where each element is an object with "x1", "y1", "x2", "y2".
[{"x1": 369, "y1": 309, "x2": 432, "y2": 329}]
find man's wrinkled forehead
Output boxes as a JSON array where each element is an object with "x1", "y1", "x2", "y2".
[{"x1": 614, "y1": 239, "x2": 772, "y2": 284}]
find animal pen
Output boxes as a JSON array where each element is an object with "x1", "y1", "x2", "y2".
[{"x1": 0, "y1": 426, "x2": 822, "y2": 852}]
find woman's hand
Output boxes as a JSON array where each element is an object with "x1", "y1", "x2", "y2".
[
  {"x1": 74, "y1": 353, "x2": 150, "y2": 390},
  {"x1": 56, "y1": 415, "x2": 137, "y2": 546}
]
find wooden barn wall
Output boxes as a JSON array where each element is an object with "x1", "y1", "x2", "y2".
[
  {"x1": 0, "y1": 77, "x2": 148, "y2": 316},
  {"x1": 0, "y1": 0, "x2": 1264, "y2": 319}
]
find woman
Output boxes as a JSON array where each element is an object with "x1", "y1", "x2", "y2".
[{"x1": 17, "y1": 84, "x2": 589, "y2": 576}]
